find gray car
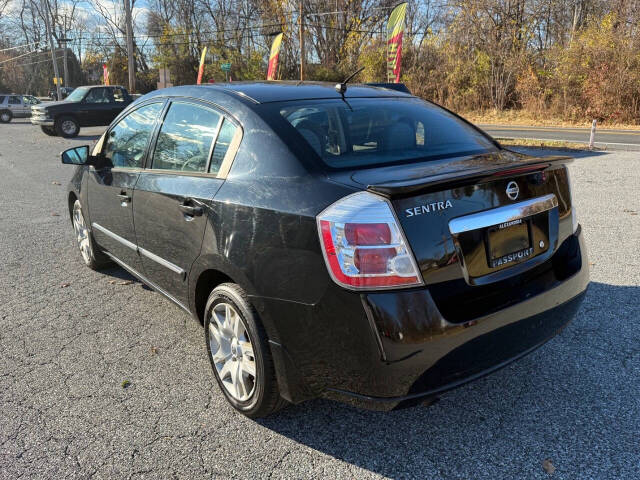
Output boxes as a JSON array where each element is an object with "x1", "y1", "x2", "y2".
[{"x1": 0, "y1": 94, "x2": 41, "y2": 123}]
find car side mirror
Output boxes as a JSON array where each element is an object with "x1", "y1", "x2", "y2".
[{"x1": 61, "y1": 145, "x2": 90, "y2": 165}]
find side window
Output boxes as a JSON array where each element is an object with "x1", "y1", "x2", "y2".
[
  {"x1": 113, "y1": 87, "x2": 126, "y2": 103},
  {"x1": 209, "y1": 119, "x2": 238, "y2": 174},
  {"x1": 84, "y1": 88, "x2": 111, "y2": 104},
  {"x1": 0, "y1": 96, "x2": 5, "y2": 104},
  {"x1": 102, "y1": 102, "x2": 164, "y2": 169},
  {"x1": 151, "y1": 102, "x2": 221, "y2": 173},
  {"x1": 8, "y1": 96, "x2": 21, "y2": 105}
]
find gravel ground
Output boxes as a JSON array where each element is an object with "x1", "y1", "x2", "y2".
[{"x1": 1, "y1": 120, "x2": 639, "y2": 479}]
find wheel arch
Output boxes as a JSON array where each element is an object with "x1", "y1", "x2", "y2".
[
  {"x1": 193, "y1": 268, "x2": 234, "y2": 325},
  {"x1": 67, "y1": 191, "x2": 78, "y2": 225}
]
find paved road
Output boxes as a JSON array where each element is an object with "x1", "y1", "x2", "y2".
[
  {"x1": 1, "y1": 120, "x2": 639, "y2": 479},
  {"x1": 479, "y1": 124, "x2": 640, "y2": 150}
]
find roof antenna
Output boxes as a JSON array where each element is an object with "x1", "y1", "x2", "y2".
[{"x1": 335, "y1": 66, "x2": 365, "y2": 95}]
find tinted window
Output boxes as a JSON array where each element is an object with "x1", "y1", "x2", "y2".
[
  {"x1": 0, "y1": 96, "x2": 5, "y2": 104},
  {"x1": 84, "y1": 88, "x2": 111, "y2": 104},
  {"x1": 113, "y1": 87, "x2": 127, "y2": 103},
  {"x1": 103, "y1": 102, "x2": 164, "y2": 168},
  {"x1": 278, "y1": 98, "x2": 496, "y2": 169},
  {"x1": 151, "y1": 102, "x2": 221, "y2": 173},
  {"x1": 210, "y1": 119, "x2": 237, "y2": 174},
  {"x1": 8, "y1": 96, "x2": 21, "y2": 105}
]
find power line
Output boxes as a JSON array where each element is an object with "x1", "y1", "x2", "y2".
[
  {"x1": 0, "y1": 40, "x2": 44, "y2": 53},
  {"x1": 0, "y1": 57, "x2": 58, "y2": 69}
]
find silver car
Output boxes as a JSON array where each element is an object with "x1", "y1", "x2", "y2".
[{"x1": 0, "y1": 94, "x2": 41, "y2": 123}]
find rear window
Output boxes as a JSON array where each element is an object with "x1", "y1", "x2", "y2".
[{"x1": 277, "y1": 98, "x2": 496, "y2": 169}]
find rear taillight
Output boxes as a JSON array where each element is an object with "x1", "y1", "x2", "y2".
[
  {"x1": 566, "y1": 168, "x2": 579, "y2": 233},
  {"x1": 317, "y1": 191, "x2": 423, "y2": 290}
]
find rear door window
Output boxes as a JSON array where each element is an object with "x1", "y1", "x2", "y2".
[
  {"x1": 0, "y1": 96, "x2": 6, "y2": 104},
  {"x1": 151, "y1": 102, "x2": 222, "y2": 173},
  {"x1": 8, "y1": 96, "x2": 21, "y2": 105}
]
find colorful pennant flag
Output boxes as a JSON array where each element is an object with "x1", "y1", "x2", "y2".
[
  {"x1": 102, "y1": 64, "x2": 110, "y2": 86},
  {"x1": 267, "y1": 33, "x2": 283, "y2": 80},
  {"x1": 387, "y1": 2, "x2": 407, "y2": 83},
  {"x1": 197, "y1": 47, "x2": 207, "y2": 85}
]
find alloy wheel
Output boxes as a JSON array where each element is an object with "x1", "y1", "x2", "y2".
[
  {"x1": 208, "y1": 302, "x2": 257, "y2": 402},
  {"x1": 72, "y1": 202, "x2": 92, "y2": 264},
  {"x1": 0, "y1": 112, "x2": 10, "y2": 122}
]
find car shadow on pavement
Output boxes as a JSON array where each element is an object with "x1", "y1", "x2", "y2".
[
  {"x1": 258, "y1": 281, "x2": 639, "y2": 478},
  {"x1": 100, "y1": 266, "x2": 152, "y2": 290}
]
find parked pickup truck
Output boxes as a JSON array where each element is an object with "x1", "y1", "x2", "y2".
[{"x1": 31, "y1": 85, "x2": 133, "y2": 137}]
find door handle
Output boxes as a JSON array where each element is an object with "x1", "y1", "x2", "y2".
[
  {"x1": 117, "y1": 191, "x2": 131, "y2": 203},
  {"x1": 178, "y1": 202, "x2": 203, "y2": 217}
]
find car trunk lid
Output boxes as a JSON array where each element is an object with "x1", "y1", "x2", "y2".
[{"x1": 328, "y1": 149, "x2": 574, "y2": 287}]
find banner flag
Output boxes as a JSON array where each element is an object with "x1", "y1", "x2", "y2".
[
  {"x1": 197, "y1": 47, "x2": 207, "y2": 85},
  {"x1": 103, "y1": 64, "x2": 110, "y2": 85},
  {"x1": 387, "y1": 2, "x2": 407, "y2": 83},
  {"x1": 267, "y1": 33, "x2": 283, "y2": 80}
]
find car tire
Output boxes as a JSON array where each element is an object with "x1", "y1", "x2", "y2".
[
  {"x1": 71, "y1": 199, "x2": 111, "y2": 270},
  {"x1": 0, "y1": 110, "x2": 12, "y2": 123},
  {"x1": 41, "y1": 126, "x2": 57, "y2": 136},
  {"x1": 56, "y1": 116, "x2": 80, "y2": 138},
  {"x1": 204, "y1": 283, "x2": 288, "y2": 418}
]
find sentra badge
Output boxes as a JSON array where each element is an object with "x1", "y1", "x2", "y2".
[{"x1": 405, "y1": 200, "x2": 453, "y2": 218}]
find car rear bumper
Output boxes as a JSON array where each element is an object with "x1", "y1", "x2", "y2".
[{"x1": 260, "y1": 227, "x2": 589, "y2": 409}]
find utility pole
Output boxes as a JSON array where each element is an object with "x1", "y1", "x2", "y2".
[
  {"x1": 299, "y1": 0, "x2": 304, "y2": 81},
  {"x1": 41, "y1": 0, "x2": 61, "y2": 100},
  {"x1": 124, "y1": 0, "x2": 136, "y2": 93},
  {"x1": 59, "y1": 37, "x2": 71, "y2": 87}
]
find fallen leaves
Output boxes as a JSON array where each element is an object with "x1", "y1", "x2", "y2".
[
  {"x1": 150, "y1": 346, "x2": 159, "y2": 355},
  {"x1": 108, "y1": 279, "x2": 133, "y2": 286},
  {"x1": 121, "y1": 380, "x2": 131, "y2": 389},
  {"x1": 542, "y1": 458, "x2": 556, "y2": 475},
  {"x1": 51, "y1": 181, "x2": 61, "y2": 185},
  {"x1": 51, "y1": 213, "x2": 60, "y2": 216},
  {"x1": 60, "y1": 283, "x2": 70, "y2": 288}
]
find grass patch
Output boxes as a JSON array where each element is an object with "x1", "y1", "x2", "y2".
[
  {"x1": 462, "y1": 110, "x2": 640, "y2": 130},
  {"x1": 496, "y1": 137, "x2": 595, "y2": 151}
]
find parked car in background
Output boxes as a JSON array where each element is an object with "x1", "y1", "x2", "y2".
[
  {"x1": 31, "y1": 85, "x2": 133, "y2": 137},
  {"x1": 60, "y1": 82, "x2": 589, "y2": 418},
  {"x1": 49, "y1": 86, "x2": 75, "y2": 101},
  {"x1": 0, "y1": 94, "x2": 41, "y2": 123}
]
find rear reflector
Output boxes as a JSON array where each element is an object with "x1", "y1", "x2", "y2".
[{"x1": 317, "y1": 192, "x2": 423, "y2": 290}]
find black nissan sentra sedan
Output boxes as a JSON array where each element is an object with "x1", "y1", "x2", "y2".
[{"x1": 61, "y1": 82, "x2": 589, "y2": 418}]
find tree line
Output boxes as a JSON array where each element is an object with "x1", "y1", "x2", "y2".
[{"x1": 1, "y1": 0, "x2": 639, "y2": 123}]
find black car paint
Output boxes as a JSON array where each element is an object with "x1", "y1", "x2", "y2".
[
  {"x1": 66, "y1": 82, "x2": 589, "y2": 410},
  {"x1": 34, "y1": 86, "x2": 133, "y2": 128}
]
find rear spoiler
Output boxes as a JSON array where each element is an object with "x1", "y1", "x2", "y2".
[
  {"x1": 366, "y1": 83, "x2": 411, "y2": 94},
  {"x1": 367, "y1": 155, "x2": 573, "y2": 197}
]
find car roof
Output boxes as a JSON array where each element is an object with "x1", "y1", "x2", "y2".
[{"x1": 185, "y1": 81, "x2": 413, "y2": 104}]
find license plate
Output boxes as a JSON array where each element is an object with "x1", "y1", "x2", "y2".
[{"x1": 487, "y1": 219, "x2": 533, "y2": 268}]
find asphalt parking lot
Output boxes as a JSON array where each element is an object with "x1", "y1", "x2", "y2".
[{"x1": 1, "y1": 120, "x2": 639, "y2": 479}]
